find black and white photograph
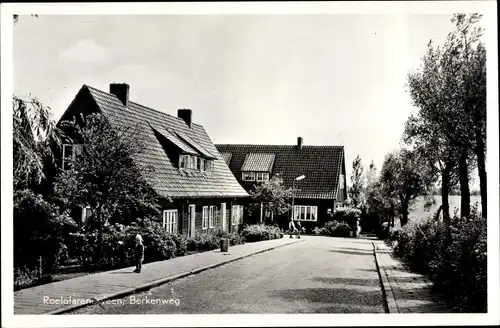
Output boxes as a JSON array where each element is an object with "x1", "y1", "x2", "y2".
[{"x1": 1, "y1": 1, "x2": 498, "y2": 327}]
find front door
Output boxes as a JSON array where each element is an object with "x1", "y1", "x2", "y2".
[
  {"x1": 188, "y1": 205, "x2": 196, "y2": 237},
  {"x1": 221, "y1": 203, "x2": 227, "y2": 232}
]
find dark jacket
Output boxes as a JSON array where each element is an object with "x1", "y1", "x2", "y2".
[{"x1": 135, "y1": 244, "x2": 144, "y2": 260}]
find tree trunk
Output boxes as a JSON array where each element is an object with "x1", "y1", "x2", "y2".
[
  {"x1": 458, "y1": 151, "x2": 471, "y2": 218},
  {"x1": 475, "y1": 125, "x2": 487, "y2": 218},
  {"x1": 400, "y1": 202, "x2": 409, "y2": 226},
  {"x1": 441, "y1": 164, "x2": 451, "y2": 224}
]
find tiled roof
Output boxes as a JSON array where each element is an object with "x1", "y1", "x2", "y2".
[
  {"x1": 241, "y1": 153, "x2": 276, "y2": 172},
  {"x1": 220, "y1": 152, "x2": 233, "y2": 166},
  {"x1": 215, "y1": 144, "x2": 345, "y2": 199},
  {"x1": 60, "y1": 85, "x2": 249, "y2": 199}
]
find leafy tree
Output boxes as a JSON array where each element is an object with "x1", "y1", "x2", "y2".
[
  {"x1": 380, "y1": 149, "x2": 435, "y2": 226},
  {"x1": 248, "y1": 174, "x2": 293, "y2": 221},
  {"x1": 406, "y1": 14, "x2": 486, "y2": 218},
  {"x1": 52, "y1": 113, "x2": 162, "y2": 261},
  {"x1": 348, "y1": 155, "x2": 365, "y2": 208},
  {"x1": 13, "y1": 96, "x2": 64, "y2": 192}
]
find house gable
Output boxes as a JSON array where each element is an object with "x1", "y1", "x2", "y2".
[
  {"x1": 58, "y1": 84, "x2": 249, "y2": 200},
  {"x1": 216, "y1": 139, "x2": 346, "y2": 200}
]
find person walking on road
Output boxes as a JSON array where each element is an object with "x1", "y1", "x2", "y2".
[{"x1": 133, "y1": 234, "x2": 144, "y2": 273}]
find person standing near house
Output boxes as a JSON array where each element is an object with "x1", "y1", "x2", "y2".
[
  {"x1": 295, "y1": 220, "x2": 302, "y2": 239},
  {"x1": 133, "y1": 234, "x2": 144, "y2": 273},
  {"x1": 289, "y1": 218, "x2": 296, "y2": 238}
]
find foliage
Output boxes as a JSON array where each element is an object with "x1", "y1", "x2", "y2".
[
  {"x1": 14, "y1": 189, "x2": 77, "y2": 272},
  {"x1": 348, "y1": 155, "x2": 365, "y2": 208},
  {"x1": 248, "y1": 174, "x2": 293, "y2": 217},
  {"x1": 13, "y1": 96, "x2": 65, "y2": 192},
  {"x1": 379, "y1": 149, "x2": 435, "y2": 226},
  {"x1": 52, "y1": 113, "x2": 162, "y2": 258},
  {"x1": 405, "y1": 14, "x2": 487, "y2": 218},
  {"x1": 312, "y1": 226, "x2": 323, "y2": 235},
  {"x1": 319, "y1": 221, "x2": 353, "y2": 237},
  {"x1": 240, "y1": 224, "x2": 284, "y2": 243},
  {"x1": 332, "y1": 207, "x2": 361, "y2": 227},
  {"x1": 66, "y1": 218, "x2": 180, "y2": 269},
  {"x1": 388, "y1": 206, "x2": 486, "y2": 312},
  {"x1": 14, "y1": 268, "x2": 40, "y2": 291}
]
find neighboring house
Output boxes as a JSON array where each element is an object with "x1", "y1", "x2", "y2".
[
  {"x1": 57, "y1": 83, "x2": 249, "y2": 236},
  {"x1": 216, "y1": 137, "x2": 348, "y2": 230}
]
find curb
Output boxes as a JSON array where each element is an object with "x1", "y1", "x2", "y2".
[
  {"x1": 49, "y1": 239, "x2": 304, "y2": 315},
  {"x1": 372, "y1": 242, "x2": 399, "y2": 314}
]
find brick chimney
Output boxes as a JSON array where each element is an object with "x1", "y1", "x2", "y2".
[
  {"x1": 297, "y1": 136, "x2": 303, "y2": 149},
  {"x1": 109, "y1": 83, "x2": 129, "y2": 107},
  {"x1": 178, "y1": 109, "x2": 192, "y2": 128}
]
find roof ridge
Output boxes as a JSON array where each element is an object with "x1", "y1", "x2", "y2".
[
  {"x1": 84, "y1": 84, "x2": 202, "y2": 129},
  {"x1": 216, "y1": 144, "x2": 344, "y2": 148}
]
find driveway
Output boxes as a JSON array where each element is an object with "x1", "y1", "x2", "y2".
[{"x1": 68, "y1": 236, "x2": 386, "y2": 314}]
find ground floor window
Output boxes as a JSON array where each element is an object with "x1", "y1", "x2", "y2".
[
  {"x1": 202, "y1": 206, "x2": 209, "y2": 230},
  {"x1": 293, "y1": 205, "x2": 318, "y2": 221},
  {"x1": 209, "y1": 206, "x2": 216, "y2": 228},
  {"x1": 163, "y1": 209, "x2": 178, "y2": 233},
  {"x1": 231, "y1": 205, "x2": 243, "y2": 225}
]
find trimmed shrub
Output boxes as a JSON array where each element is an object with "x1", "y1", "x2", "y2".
[
  {"x1": 241, "y1": 224, "x2": 283, "y2": 242},
  {"x1": 331, "y1": 222, "x2": 352, "y2": 237},
  {"x1": 312, "y1": 226, "x2": 323, "y2": 235},
  {"x1": 322, "y1": 221, "x2": 339, "y2": 236},
  {"x1": 171, "y1": 233, "x2": 188, "y2": 257},
  {"x1": 187, "y1": 232, "x2": 219, "y2": 252}
]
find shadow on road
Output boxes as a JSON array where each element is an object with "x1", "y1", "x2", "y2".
[
  {"x1": 268, "y1": 287, "x2": 385, "y2": 313},
  {"x1": 313, "y1": 277, "x2": 381, "y2": 287},
  {"x1": 329, "y1": 249, "x2": 373, "y2": 256}
]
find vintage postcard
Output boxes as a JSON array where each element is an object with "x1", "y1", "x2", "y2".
[{"x1": 1, "y1": 1, "x2": 498, "y2": 327}]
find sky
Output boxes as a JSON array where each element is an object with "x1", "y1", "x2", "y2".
[{"x1": 13, "y1": 14, "x2": 465, "y2": 181}]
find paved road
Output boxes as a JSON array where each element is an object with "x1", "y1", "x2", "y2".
[{"x1": 69, "y1": 236, "x2": 386, "y2": 314}]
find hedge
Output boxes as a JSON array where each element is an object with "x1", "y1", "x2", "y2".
[{"x1": 387, "y1": 206, "x2": 486, "y2": 312}]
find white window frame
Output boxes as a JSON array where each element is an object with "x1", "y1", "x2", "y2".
[
  {"x1": 163, "y1": 209, "x2": 178, "y2": 234},
  {"x1": 190, "y1": 156, "x2": 197, "y2": 169},
  {"x1": 179, "y1": 155, "x2": 189, "y2": 169},
  {"x1": 293, "y1": 205, "x2": 318, "y2": 221},
  {"x1": 256, "y1": 172, "x2": 270, "y2": 182},
  {"x1": 242, "y1": 172, "x2": 255, "y2": 181},
  {"x1": 209, "y1": 205, "x2": 215, "y2": 228},
  {"x1": 62, "y1": 144, "x2": 83, "y2": 171},
  {"x1": 232, "y1": 205, "x2": 243, "y2": 225},
  {"x1": 202, "y1": 206, "x2": 209, "y2": 230}
]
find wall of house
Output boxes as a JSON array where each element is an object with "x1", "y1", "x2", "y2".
[
  {"x1": 261, "y1": 198, "x2": 335, "y2": 232},
  {"x1": 161, "y1": 198, "x2": 246, "y2": 236}
]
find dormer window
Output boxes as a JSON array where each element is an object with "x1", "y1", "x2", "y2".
[
  {"x1": 242, "y1": 172, "x2": 256, "y2": 181},
  {"x1": 179, "y1": 154, "x2": 213, "y2": 172},
  {"x1": 256, "y1": 172, "x2": 269, "y2": 182}
]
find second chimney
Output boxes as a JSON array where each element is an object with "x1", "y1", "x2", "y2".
[
  {"x1": 110, "y1": 83, "x2": 130, "y2": 107},
  {"x1": 297, "y1": 136, "x2": 303, "y2": 149},
  {"x1": 178, "y1": 109, "x2": 192, "y2": 128}
]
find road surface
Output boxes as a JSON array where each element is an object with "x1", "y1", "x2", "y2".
[{"x1": 69, "y1": 236, "x2": 386, "y2": 314}]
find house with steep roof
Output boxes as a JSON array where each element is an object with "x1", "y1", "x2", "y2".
[
  {"x1": 58, "y1": 83, "x2": 249, "y2": 236},
  {"x1": 216, "y1": 137, "x2": 348, "y2": 231}
]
